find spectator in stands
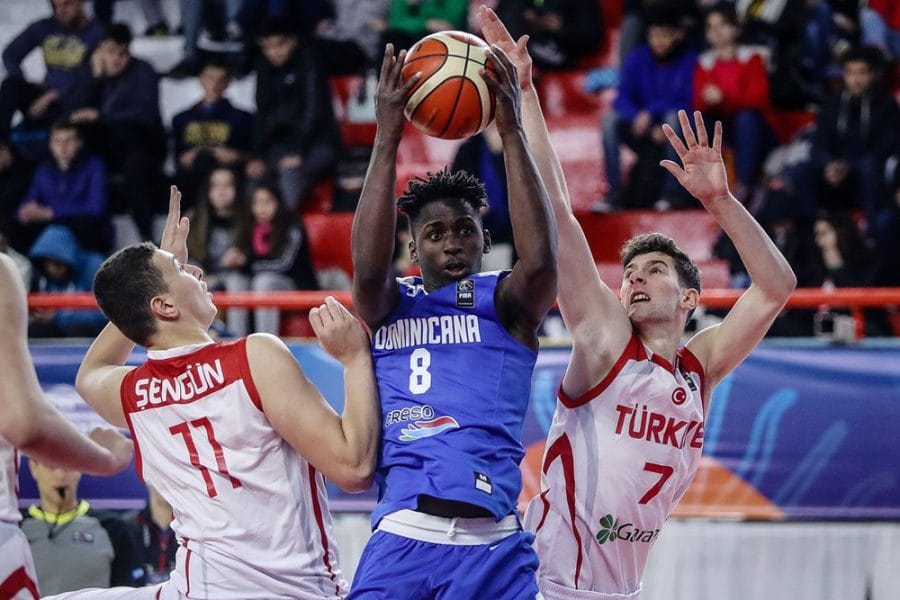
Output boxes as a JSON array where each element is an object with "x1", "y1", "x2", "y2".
[
  {"x1": 377, "y1": 0, "x2": 469, "y2": 51},
  {"x1": 811, "y1": 45, "x2": 900, "y2": 239},
  {"x1": 186, "y1": 166, "x2": 247, "y2": 333},
  {"x1": 21, "y1": 459, "x2": 144, "y2": 595},
  {"x1": 0, "y1": 139, "x2": 36, "y2": 254},
  {"x1": 93, "y1": 0, "x2": 171, "y2": 36},
  {"x1": 27, "y1": 224, "x2": 108, "y2": 338},
  {"x1": 226, "y1": 183, "x2": 319, "y2": 336},
  {"x1": 873, "y1": 155, "x2": 900, "y2": 285},
  {"x1": 451, "y1": 123, "x2": 515, "y2": 270},
  {"x1": 69, "y1": 23, "x2": 167, "y2": 242},
  {"x1": 314, "y1": 0, "x2": 390, "y2": 75},
  {"x1": 167, "y1": 0, "x2": 244, "y2": 78},
  {"x1": 171, "y1": 60, "x2": 253, "y2": 209},
  {"x1": 0, "y1": 0, "x2": 104, "y2": 141},
  {"x1": 861, "y1": 0, "x2": 900, "y2": 60},
  {"x1": 128, "y1": 484, "x2": 176, "y2": 585},
  {"x1": 598, "y1": 10, "x2": 697, "y2": 211},
  {"x1": 248, "y1": 19, "x2": 342, "y2": 211},
  {"x1": 16, "y1": 119, "x2": 111, "y2": 254},
  {"x1": 495, "y1": 0, "x2": 604, "y2": 71},
  {"x1": 694, "y1": 2, "x2": 775, "y2": 204},
  {"x1": 620, "y1": 0, "x2": 703, "y2": 58}
]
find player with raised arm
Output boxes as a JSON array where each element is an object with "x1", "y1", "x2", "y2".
[
  {"x1": 46, "y1": 187, "x2": 379, "y2": 600},
  {"x1": 0, "y1": 254, "x2": 132, "y2": 600},
  {"x1": 478, "y1": 7, "x2": 797, "y2": 599},
  {"x1": 347, "y1": 42, "x2": 557, "y2": 599}
]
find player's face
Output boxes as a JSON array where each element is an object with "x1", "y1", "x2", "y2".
[
  {"x1": 412, "y1": 199, "x2": 489, "y2": 291},
  {"x1": 153, "y1": 249, "x2": 217, "y2": 326},
  {"x1": 620, "y1": 252, "x2": 685, "y2": 323}
]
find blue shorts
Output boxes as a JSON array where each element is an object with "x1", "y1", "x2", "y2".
[{"x1": 348, "y1": 516, "x2": 539, "y2": 599}]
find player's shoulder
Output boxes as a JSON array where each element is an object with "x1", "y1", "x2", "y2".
[{"x1": 245, "y1": 333, "x2": 301, "y2": 372}]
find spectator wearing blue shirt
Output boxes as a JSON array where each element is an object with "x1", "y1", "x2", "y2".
[
  {"x1": 171, "y1": 60, "x2": 253, "y2": 209},
  {"x1": 17, "y1": 119, "x2": 110, "y2": 253},
  {"x1": 598, "y1": 10, "x2": 697, "y2": 211},
  {"x1": 27, "y1": 224, "x2": 108, "y2": 338},
  {"x1": 69, "y1": 23, "x2": 166, "y2": 241},
  {"x1": 0, "y1": 0, "x2": 104, "y2": 141}
]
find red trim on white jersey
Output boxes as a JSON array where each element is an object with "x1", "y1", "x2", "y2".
[
  {"x1": 122, "y1": 398, "x2": 145, "y2": 482},
  {"x1": 181, "y1": 537, "x2": 192, "y2": 597},
  {"x1": 560, "y1": 335, "x2": 644, "y2": 409},
  {"x1": 235, "y1": 338, "x2": 263, "y2": 411},
  {"x1": 676, "y1": 346, "x2": 705, "y2": 399},
  {"x1": 0, "y1": 566, "x2": 39, "y2": 599},
  {"x1": 308, "y1": 465, "x2": 340, "y2": 596}
]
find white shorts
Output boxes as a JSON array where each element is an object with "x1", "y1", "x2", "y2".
[
  {"x1": 0, "y1": 521, "x2": 39, "y2": 600},
  {"x1": 539, "y1": 577, "x2": 641, "y2": 600},
  {"x1": 41, "y1": 583, "x2": 178, "y2": 600}
]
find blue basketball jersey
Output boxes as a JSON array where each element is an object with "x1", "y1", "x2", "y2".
[{"x1": 370, "y1": 272, "x2": 537, "y2": 527}]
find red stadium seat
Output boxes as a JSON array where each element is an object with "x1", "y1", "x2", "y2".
[{"x1": 302, "y1": 213, "x2": 355, "y2": 276}]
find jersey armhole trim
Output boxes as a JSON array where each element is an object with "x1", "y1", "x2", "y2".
[
  {"x1": 559, "y1": 333, "x2": 643, "y2": 409},
  {"x1": 237, "y1": 338, "x2": 264, "y2": 412},
  {"x1": 677, "y1": 345, "x2": 706, "y2": 399}
]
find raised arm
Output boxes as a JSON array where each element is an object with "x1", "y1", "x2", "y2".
[
  {"x1": 478, "y1": 6, "x2": 631, "y2": 392},
  {"x1": 0, "y1": 254, "x2": 132, "y2": 475},
  {"x1": 484, "y1": 45, "x2": 558, "y2": 345},
  {"x1": 662, "y1": 111, "x2": 796, "y2": 389},
  {"x1": 351, "y1": 45, "x2": 419, "y2": 329},
  {"x1": 248, "y1": 297, "x2": 379, "y2": 492},
  {"x1": 77, "y1": 187, "x2": 190, "y2": 428}
]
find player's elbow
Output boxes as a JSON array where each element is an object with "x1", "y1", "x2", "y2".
[{"x1": 332, "y1": 464, "x2": 375, "y2": 493}]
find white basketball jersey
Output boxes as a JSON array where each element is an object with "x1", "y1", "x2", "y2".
[
  {"x1": 0, "y1": 436, "x2": 19, "y2": 523},
  {"x1": 524, "y1": 334, "x2": 705, "y2": 595},
  {"x1": 121, "y1": 339, "x2": 348, "y2": 599}
]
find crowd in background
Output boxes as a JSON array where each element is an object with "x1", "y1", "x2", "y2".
[{"x1": 0, "y1": 0, "x2": 898, "y2": 347}]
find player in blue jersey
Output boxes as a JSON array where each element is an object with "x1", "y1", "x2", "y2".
[{"x1": 348, "y1": 43, "x2": 558, "y2": 599}]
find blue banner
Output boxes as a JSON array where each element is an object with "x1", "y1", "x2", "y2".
[{"x1": 20, "y1": 340, "x2": 900, "y2": 518}]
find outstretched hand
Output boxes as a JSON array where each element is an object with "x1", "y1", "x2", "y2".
[
  {"x1": 89, "y1": 427, "x2": 134, "y2": 474},
  {"x1": 160, "y1": 185, "x2": 190, "y2": 264},
  {"x1": 375, "y1": 44, "x2": 420, "y2": 141},
  {"x1": 477, "y1": 6, "x2": 532, "y2": 91},
  {"x1": 660, "y1": 110, "x2": 730, "y2": 206},
  {"x1": 309, "y1": 296, "x2": 371, "y2": 366}
]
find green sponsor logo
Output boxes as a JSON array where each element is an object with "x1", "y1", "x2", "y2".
[{"x1": 595, "y1": 514, "x2": 660, "y2": 546}]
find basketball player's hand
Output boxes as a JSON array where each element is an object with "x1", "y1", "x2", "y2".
[
  {"x1": 89, "y1": 427, "x2": 134, "y2": 474},
  {"x1": 376, "y1": 44, "x2": 419, "y2": 143},
  {"x1": 160, "y1": 185, "x2": 190, "y2": 264},
  {"x1": 477, "y1": 6, "x2": 533, "y2": 91},
  {"x1": 660, "y1": 110, "x2": 730, "y2": 206},
  {"x1": 483, "y1": 45, "x2": 522, "y2": 134},
  {"x1": 309, "y1": 296, "x2": 370, "y2": 365}
]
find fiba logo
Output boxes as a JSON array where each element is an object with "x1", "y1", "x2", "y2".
[{"x1": 671, "y1": 387, "x2": 687, "y2": 405}]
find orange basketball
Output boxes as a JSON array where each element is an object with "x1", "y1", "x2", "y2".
[{"x1": 401, "y1": 31, "x2": 496, "y2": 140}]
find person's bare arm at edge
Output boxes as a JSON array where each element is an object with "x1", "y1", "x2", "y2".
[
  {"x1": 77, "y1": 186, "x2": 190, "y2": 429},
  {"x1": 248, "y1": 297, "x2": 379, "y2": 492},
  {"x1": 479, "y1": 6, "x2": 631, "y2": 391},
  {"x1": 0, "y1": 254, "x2": 132, "y2": 475},
  {"x1": 352, "y1": 44, "x2": 421, "y2": 329},
  {"x1": 662, "y1": 111, "x2": 796, "y2": 399},
  {"x1": 483, "y1": 45, "x2": 558, "y2": 349}
]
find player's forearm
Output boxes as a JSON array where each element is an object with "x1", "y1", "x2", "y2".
[
  {"x1": 710, "y1": 195, "x2": 796, "y2": 299},
  {"x1": 337, "y1": 352, "x2": 379, "y2": 491},
  {"x1": 501, "y1": 126, "x2": 558, "y2": 280},
  {"x1": 352, "y1": 136, "x2": 400, "y2": 287},
  {"x1": 77, "y1": 322, "x2": 135, "y2": 388},
  {"x1": 18, "y1": 409, "x2": 122, "y2": 476}
]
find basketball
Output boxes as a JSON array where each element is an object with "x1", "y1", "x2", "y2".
[{"x1": 401, "y1": 31, "x2": 496, "y2": 140}]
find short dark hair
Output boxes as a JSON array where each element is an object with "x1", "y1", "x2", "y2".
[
  {"x1": 397, "y1": 168, "x2": 488, "y2": 228},
  {"x1": 200, "y1": 57, "x2": 233, "y2": 78},
  {"x1": 93, "y1": 242, "x2": 167, "y2": 346},
  {"x1": 704, "y1": 1, "x2": 739, "y2": 27},
  {"x1": 104, "y1": 22, "x2": 133, "y2": 46},
  {"x1": 839, "y1": 44, "x2": 884, "y2": 69},
  {"x1": 621, "y1": 233, "x2": 702, "y2": 294},
  {"x1": 259, "y1": 17, "x2": 298, "y2": 40},
  {"x1": 50, "y1": 118, "x2": 81, "y2": 137}
]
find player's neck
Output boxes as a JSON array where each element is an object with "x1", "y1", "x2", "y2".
[
  {"x1": 635, "y1": 324, "x2": 683, "y2": 364},
  {"x1": 147, "y1": 324, "x2": 215, "y2": 351}
]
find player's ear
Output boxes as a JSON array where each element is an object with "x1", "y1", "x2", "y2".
[
  {"x1": 482, "y1": 228, "x2": 492, "y2": 254},
  {"x1": 408, "y1": 239, "x2": 418, "y2": 263},
  {"x1": 150, "y1": 294, "x2": 178, "y2": 320},
  {"x1": 681, "y1": 288, "x2": 699, "y2": 311}
]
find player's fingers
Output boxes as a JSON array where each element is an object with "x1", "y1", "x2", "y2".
[
  {"x1": 324, "y1": 296, "x2": 348, "y2": 322},
  {"x1": 308, "y1": 306, "x2": 325, "y2": 335},
  {"x1": 400, "y1": 71, "x2": 422, "y2": 95},
  {"x1": 713, "y1": 120, "x2": 723, "y2": 155},
  {"x1": 390, "y1": 49, "x2": 407, "y2": 84},
  {"x1": 678, "y1": 110, "x2": 697, "y2": 148},
  {"x1": 693, "y1": 111, "x2": 708, "y2": 148},
  {"x1": 659, "y1": 160, "x2": 685, "y2": 181},
  {"x1": 661, "y1": 123, "x2": 688, "y2": 158},
  {"x1": 378, "y1": 44, "x2": 394, "y2": 85}
]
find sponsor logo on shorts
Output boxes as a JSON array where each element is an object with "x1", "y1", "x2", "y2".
[{"x1": 595, "y1": 514, "x2": 660, "y2": 546}]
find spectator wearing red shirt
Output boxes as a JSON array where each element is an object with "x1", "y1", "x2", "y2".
[{"x1": 693, "y1": 2, "x2": 775, "y2": 203}]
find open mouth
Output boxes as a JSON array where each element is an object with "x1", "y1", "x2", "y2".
[
  {"x1": 630, "y1": 292, "x2": 650, "y2": 305},
  {"x1": 444, "y1": 262, "x2": 468, "y2": 278}
]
